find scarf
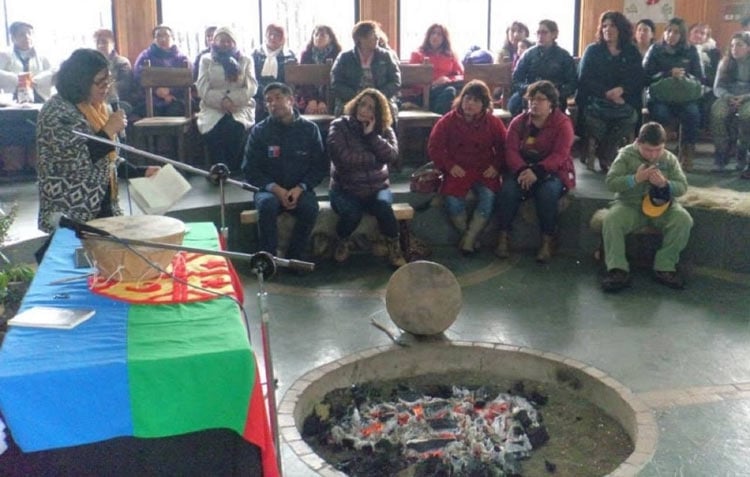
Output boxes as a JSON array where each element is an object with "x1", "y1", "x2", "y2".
[
  {"x1": 211, "y1": 45, "x2": 241, "y2": 82},
  {"x1": 148, "y1": 43, "x2": 180, "y2": 61},
  {"x1": 13, "y1": 47, "x2": 34, "y2": 71},
  {"x1": 77, "y1": 101, "x2": 118, "y2": 201},
  {"x1": 311, "y1": 45, "x2": 333, "y2": 65},
  {"x1": 260, "y1": 44, "x2": 281, "y2": 78}
]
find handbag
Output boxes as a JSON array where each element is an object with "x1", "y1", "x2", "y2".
[
  {"x1": 649, "y1": 77, "x2": 703, "y2": 104},
  {"x1": 409, "y1": 161, "x2": 443, "y2": 194},
  {"x1": 587, "y1": 97, "x2": 635, "y2": 121}
]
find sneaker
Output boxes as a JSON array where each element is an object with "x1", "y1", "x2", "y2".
[
  {"x1": 601, "y1": 268, "x2": 631, "y2": 292},
  {"x1": 653, "y1": 270, "x2": 685, "y2": 290}
]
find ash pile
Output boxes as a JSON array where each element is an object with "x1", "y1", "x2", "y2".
[{"x1": 303, "y1": 382, "x2": 551, "y2": 476}]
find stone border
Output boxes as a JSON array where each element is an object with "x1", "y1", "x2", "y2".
[{"x1": 278, "y1": 341, "x2": 657, "y2": 476}]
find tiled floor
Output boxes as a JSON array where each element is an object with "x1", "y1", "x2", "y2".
[{"x1": 2, "y1": 142, "x2": 750, "y2": 475}]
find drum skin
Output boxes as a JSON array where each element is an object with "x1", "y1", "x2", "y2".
[
  {"x1": 385, "y1": 260, "x2": 462, "y2": 336},
  {"x1": 82, "y1": 215, "x2": 186, "y2": 282}
]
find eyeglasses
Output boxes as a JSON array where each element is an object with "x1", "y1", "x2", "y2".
[
  {"x1": 93, "y1": 76, "x2": 113, "y2": 88},
  {"x1": 536, "y1": 30, "x2": 551, "y2": 35}
]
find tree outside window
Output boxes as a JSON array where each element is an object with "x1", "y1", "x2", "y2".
[
  {"x1": 161, "y1": 0, "x2": 260, "y2": 61},
  {"x1": 260, "y1": 0, "x2": 355, "y2": 55}
]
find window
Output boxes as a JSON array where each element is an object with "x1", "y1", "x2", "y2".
[
  {"x1": 489, "y1": 0, "x2": 577, "y2": 56},
  {"x1": 2, "y1": 0, "x2": 112, "y2": 65},
  {"x1": 160, "y1": 0, "x2": 260, "y2": 62},
  {"x1": 260, "y1": 0, "x2": 356, "y2": 55},
  {"x1": 399, "y1": 0, "x2": 489, "y2": 61}
]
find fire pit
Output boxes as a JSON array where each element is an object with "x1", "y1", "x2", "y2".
[{"x1": 279, "y1": 342, "x2": 657, "y2": 476}]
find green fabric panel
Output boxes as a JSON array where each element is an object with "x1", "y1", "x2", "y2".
[{"x1": 126, "y1": 223, "x2": 256, "y2": 437}]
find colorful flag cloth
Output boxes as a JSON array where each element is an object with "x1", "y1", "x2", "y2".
[{"x1": 0, "y1": 224, "x2": 278, "y2": 476}]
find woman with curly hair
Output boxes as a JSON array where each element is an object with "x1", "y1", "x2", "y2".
[
  {"x1": 409, "y1": 23, "x2": 464, "y2": 114},
  {"x1": 327, "y1": 88, "x2": 406, "y2": 268},
  {"x1": 428, "y1": 80, "x2": 506, "y2": 255},
  {"x1": 298, "y1": 25, "x2": 342, "y2": 114}
]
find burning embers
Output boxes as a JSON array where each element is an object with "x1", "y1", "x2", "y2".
[{"x1": 302, "y1": 382, "x2": 551, "y2": 476}]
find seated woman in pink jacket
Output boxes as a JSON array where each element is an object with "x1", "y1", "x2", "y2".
[
  {"x1": 494, "y1": 80, "x2": 576, "y2": 263},
  {"x1": 428, "y1": 80, "x2": 507, "y2": 254},
  {"x1": 409, "y1": 23, "x2": 464, "y2": 114}
]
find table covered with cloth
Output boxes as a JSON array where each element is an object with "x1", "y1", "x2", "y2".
[{"x1": 0, "y1": 222, "x2": 278, "y2": 476}]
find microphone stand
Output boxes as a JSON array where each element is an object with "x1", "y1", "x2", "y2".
[{"x1": 72, "y1": 130, "x2": 258, "y2": 241}]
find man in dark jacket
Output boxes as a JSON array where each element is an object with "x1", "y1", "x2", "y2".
[{"x1": 242, "y1": 82, "x2": 327, "y2": 260}]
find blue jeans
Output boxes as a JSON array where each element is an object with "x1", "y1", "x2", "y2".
[
  {"x1": 330, "y1": 188, "x2": 398, "y2": 239},
  {"x1": 508, "y1": 92, "x2": 524, "y2": 117},
  {"x1": 647, "y1": 100, "x2": 700, "y2": 144},
  {"x1": 254, "y1": 190, "x2": 319, "y2": 259},
  {"x1": 444, "y1": 183, "x2": 495, "y2": 219},
  {"x1": 496, "y1": 174, "x2": 564, "y2": 235}
]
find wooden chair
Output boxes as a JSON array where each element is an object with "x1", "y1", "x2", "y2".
[
  {"x1": 283, "y1": 62, "x2": 335, "y2": 132},
  {"x1": 132, "y1": 61, "x2": 194, "y2": 163},
  {"x1": 463, "y1": 62, "x2": 513, "y2": 123},
  {"x1": 396, "y1": 63, "x2": 441, "y2": 168}
]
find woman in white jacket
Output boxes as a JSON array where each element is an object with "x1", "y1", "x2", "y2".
[{"x1": 196, "y1": 26, "x2": 257, "y2": 173}]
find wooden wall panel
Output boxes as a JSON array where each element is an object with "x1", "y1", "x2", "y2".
[
  {"x1": 113, "y1": 0, "x2": 158, "y2": 64},
  {"x1": 359, "y1": 0, "x2": 399, "y2": 53}
]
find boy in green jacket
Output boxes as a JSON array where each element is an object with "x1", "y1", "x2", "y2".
[{"x1": 601, "y1": 122, "x2": 693, "y2": 291}]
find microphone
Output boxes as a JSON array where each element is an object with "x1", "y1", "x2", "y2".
[{"x1": 110, "y1": 95, "x2": 127, "y2": 142}]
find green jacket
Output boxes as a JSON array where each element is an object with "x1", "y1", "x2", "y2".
[{"x1": 605, "y1": 143, "x2": 688, "y2": 208}]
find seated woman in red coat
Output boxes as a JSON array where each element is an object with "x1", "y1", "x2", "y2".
[
  {"x1": 494, "y1": 80, "x2": 575, "y2": 263},
  {"x1": 327, "y1": 88, "x2": 406, "y2": 268},
  {"x1": 409, "y1": 23, "x2": 464, "y2": 114},
  {"x1": 428, "y1": 80, "x2": 507, "y2": 255}
]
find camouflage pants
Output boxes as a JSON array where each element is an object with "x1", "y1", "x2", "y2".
[{"x1": 709, "y1": 97, "x2": 750, "y2": 156}]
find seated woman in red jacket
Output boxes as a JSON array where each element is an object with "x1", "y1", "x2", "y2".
[
  {"x1": 428, "y1": 80, "x2": 507, "y2": 254},
  {"x1": 327, "y1": 88, "x2": 406, "y2": 268},
  {"x1": 409, "y1": 23, "x2": 464, "y2": 114},
  {"x1": 495, "y1": 80, "x2": 575, "y2": 263}
]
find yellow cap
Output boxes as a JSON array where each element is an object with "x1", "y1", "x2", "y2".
[{"x1": 641, "y1": 190, "x2": 671, "y2": 218}]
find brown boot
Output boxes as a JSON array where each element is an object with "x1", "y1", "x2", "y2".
[
  {"x1": 536, "y1": 234, "x2": 554, "y2": 263},
  {"x1": 386, "y1": 236, "x2": 407, "y2": 268},
  {"x1": 334, "y1": 237, "x2": 352, "y2": 263},
  {"x1": 679, "y1": 143, "x2": 695, "y2": 172},
  {"x1": 494, "y1": 231, "x2": 510, "y2": 259}
]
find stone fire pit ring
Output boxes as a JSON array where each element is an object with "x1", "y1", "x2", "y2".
[{"x1": 279, "y1": 341, "x2": 657, "y2": 476}]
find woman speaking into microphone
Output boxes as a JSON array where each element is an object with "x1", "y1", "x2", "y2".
[{"x1": 36, "y1": 49, "x2": 157, "y2": 259}]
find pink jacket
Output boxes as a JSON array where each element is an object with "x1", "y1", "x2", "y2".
[
  {"x1": 409, "y1": 50, "x2": 464, "y2": 82},
  {"x1": 504, "y1": 108, "x2": 576, "y2": 191},
  {"x1": 428, "y1": 109, "x2": 507, "y2": 197}
]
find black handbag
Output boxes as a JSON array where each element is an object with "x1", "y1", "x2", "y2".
[{"x1": 587, "y1": 97, "x2": 635, "y2": 121}]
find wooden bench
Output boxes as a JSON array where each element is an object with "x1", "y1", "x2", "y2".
[
  {"x1": 397, "y1": 63, "x2": 442, "y2": 169},
  {"x1": 241, "y1": 201, "x2": 415, "y2": 260},
  {"x1": 463, "y1": 63, "x2": 513, "y2": 123},
  {"x1": 283, "y1": 63, "x2": 335, "y2": 133}
]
